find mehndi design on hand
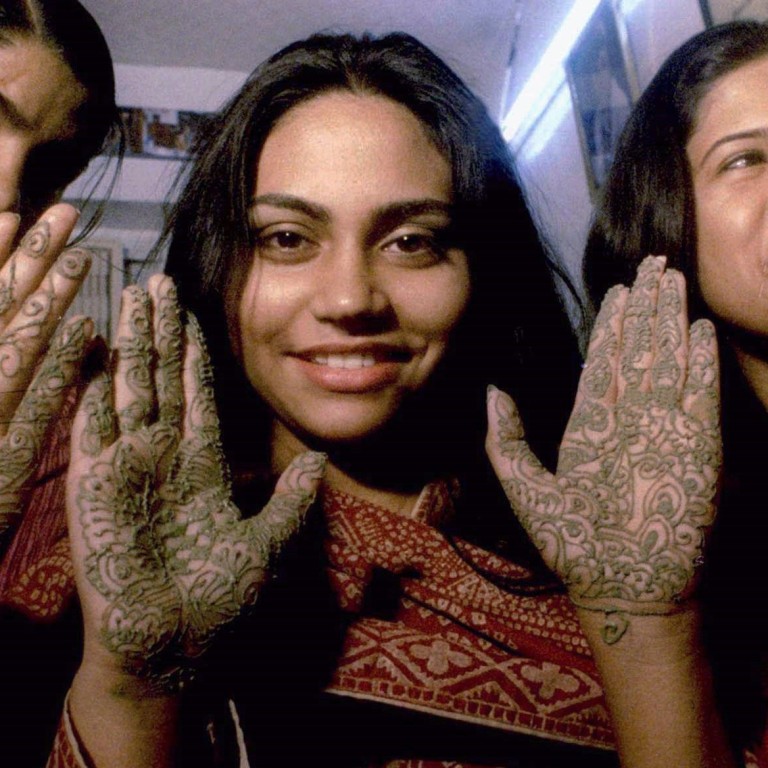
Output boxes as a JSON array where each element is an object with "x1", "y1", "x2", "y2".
[
  {"x1": 486, "y1": 257, "x2": 721, "y2": 644},
  {"x1": 0, "y1": 206, "x2": 94, "y2": 539},
  {"x1": 0, "y1": 316, "x2": 93, "y2": 537},
  {"x1": 68, "y1": 276, "x2": 325, "y2": 693}
]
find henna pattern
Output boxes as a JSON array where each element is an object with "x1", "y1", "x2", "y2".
[
  {"x1": 0, "y1": 206, "x2": 95, "y2": 541},
  {"x1": 0, "y1": 270, "x2": 15, "y2": 317},
  {"x1": 0, "y1": 248, "x2": 90, "y2": 382},
  {"x1": 0, "y1": 317, "x2": 92, "y2": 537},
  {"x1": 18, "y1": 218, "x2": 51, "y2": 258},
  {"x1": 487, "y1": 258, "x2": 722, "y2": 644},
  {"x1": 70, "y1": 280, "x2": 325, "y2": 692}
]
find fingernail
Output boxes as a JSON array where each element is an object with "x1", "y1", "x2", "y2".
[{"x1": 303, "y1": 451, "x2": 328, "y2": 473}]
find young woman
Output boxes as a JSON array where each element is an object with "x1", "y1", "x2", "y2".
[
  {"x1": 13, "y1": 31, "x2": 733, "y2": 767},
  {"x1": 0, "y1": 0, "x2": 119, "y2": 229},
  {"x1": 583, "y1": 20, "x2": 768, "y2": 763},
  {"x1": 0, "y1": 0, "x2": 120, "y2": 544},
  {"x1": 0, "y1": 2, "x2": 122, "y2": 763}
]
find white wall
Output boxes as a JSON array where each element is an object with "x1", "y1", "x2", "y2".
[
  {"x1": 65, "y1": 63, "x2": 248, "y2": 263},
  {"x1": 508, "y1": 0, "x2": 706, "y2": 308}
]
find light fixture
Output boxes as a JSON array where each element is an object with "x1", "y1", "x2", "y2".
[{"x1": 501, "y1": 0, "x2": 602, "y2": 147}]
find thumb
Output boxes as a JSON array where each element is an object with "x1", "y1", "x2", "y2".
[
  {"x1": 485, "y1": 385, "x2": 558, "y2": 519},
  {"x1": 246, "y1": 450, "x2": 326, "y2": 565}
]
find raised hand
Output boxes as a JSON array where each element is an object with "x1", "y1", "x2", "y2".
[
  {"x1": 0, "y1": 204, "x2": 93, "y2": 538},
  {"x1": 67, "y1": 276, "x2": 325, "y2": 693},
  {"x1": 486, "y1": 256, "x2": 721, "y2": 643}
]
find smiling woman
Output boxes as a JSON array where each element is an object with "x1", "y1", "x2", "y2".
[
  {"x1": 687, "y1": 54, "x2": 768, "y2": 342},
  {"x1": 0, "y1": 27, "x2": 740, "y2": 768},
  {"x1": 240, "y1": 92, "x2": 470, "y2": 448},
  {"x1": 583, "y1": 20, "x2": 768, "y2": 762}
]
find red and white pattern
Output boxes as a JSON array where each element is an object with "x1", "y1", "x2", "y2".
[{"x1": 323, "y1": 488, "x2": 614, "y2": 750}]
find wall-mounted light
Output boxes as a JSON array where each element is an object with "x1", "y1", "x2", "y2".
[{"x1": 501, "y1": 0, "x2": 602, "y2": 147}]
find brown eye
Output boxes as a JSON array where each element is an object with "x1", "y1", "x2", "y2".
[
  {"x1": 722, "y1": 149, "x2": 767, "y2": 172},
  {"x1": 394, "y1": 234, "x2": 430, "y2": 253},
  {"x1": 254, "y1": 227, "x2": 317, "y2": 263},
  {"x1": 271, "y1": 231, "x2": 305, "y2": 249}
]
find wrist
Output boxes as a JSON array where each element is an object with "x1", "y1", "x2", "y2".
[
  {"x1": 576, "y1": 602, "x2": 706, "y2": 668},
  {"x1": 69, "y1": 663, "x2": 182, "y2": 768}
]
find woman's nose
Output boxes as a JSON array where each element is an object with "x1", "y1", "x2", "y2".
[{"x1": 310, "y1": 250, "x2": 389, "y2": 326}]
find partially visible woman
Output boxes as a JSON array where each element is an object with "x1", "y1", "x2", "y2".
[
  {"x1": 0, "y1": 0, "x2": 119, "y2": 228},
  {"x1": 0, "y1": 1, "x2": 122, "y2": 763},
  {"x1": 0, "y1": 0, "x2": 120, "y2": 543},
  {"x1": 583, "y1": 20, "x2": 768, "y2": 762}
]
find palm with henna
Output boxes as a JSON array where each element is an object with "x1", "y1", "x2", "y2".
[
  {"x1": 66, "y1": 276, "x2": 326, "y2": 695},
  {"x1": 486, "y1": 256, "x2": 721, "y2": 643},
  {"x1": 0, "y1": 203, "x2": 93, "y2": 540}
]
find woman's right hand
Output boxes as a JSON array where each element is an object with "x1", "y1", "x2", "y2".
[
  {"x1": 66, "y1": 276, "x2": 325, "y2": 698},
  {"x1": 0, "y1": 204, "x2": 93, "y2": 539}
]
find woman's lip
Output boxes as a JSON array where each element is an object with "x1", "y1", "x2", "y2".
[{"x1": 293, "y1": 356, "x2": 403, "y2": 393}]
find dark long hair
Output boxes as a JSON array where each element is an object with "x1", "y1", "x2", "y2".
[
  {"x1": 583, "y1": 21, "x2": 768, "y2": 749},
  {"x1": 583, "y1": 20, "x2": 768, "y2": 317},
  {"x1": 163, "y1": 32, "x2": 581, "y2": 543},
  {"x1": 0, "y1": 0, "x2": 121, "y2": 230}
]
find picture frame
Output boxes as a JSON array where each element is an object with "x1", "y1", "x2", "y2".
[
  {"x1": 699, "y1": 0, "x2": 768, "y2": 26},
  {"x1": 565, "y1": 0, "x2": 639, "y2": 199},
  {"x1": 117, "y1": 106, "x2": 214, "y2": 160}
]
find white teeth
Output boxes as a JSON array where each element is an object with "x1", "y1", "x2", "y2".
[{"x1": 312, "y1": 354, "x2": 376, "y2": 369}]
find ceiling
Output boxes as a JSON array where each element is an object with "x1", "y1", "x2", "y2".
[{"x1": 79, "y1": 0, "x2": 522, "y2": 112}]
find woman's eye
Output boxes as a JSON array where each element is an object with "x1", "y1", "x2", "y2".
[
  {"x1": 254, "y1": 228, "x2": 315, "y2": 260},
  {"x1": 383, "y1": 232, "x2": 447, "y2": 266},
  {"x1": 722, "y1": 149, "x2": 767, "y2": 172},
  {"x1": 265, "y1": 230, "x2": 305, "y2": 249}
]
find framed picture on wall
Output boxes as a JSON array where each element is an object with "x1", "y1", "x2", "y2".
[
  {"x1": 565, "y1": 0, "x2": 639, "y2": 199},
  {"x1": 699, "y1": 0, "x2": 768, "y2": 25},
  {"x1": 117, "y1": 107, "x2": 214, "y2": 160}
]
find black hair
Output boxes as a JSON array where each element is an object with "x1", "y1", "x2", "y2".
[
  {"x1": 0, "y1": 0, "x2": 121, "y2": 230},
  {"x1": 582, "y1": 21, "x2": 768, "y2": 750},
  {"x1": 583, "y1": 20, "x2": 768, "y2": 316},
  {"x1": 162, "y1": 32, "x2": 581, "y2": 551}
]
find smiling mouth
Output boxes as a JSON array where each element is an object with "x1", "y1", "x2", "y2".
[
  {"x1": 292, "y1": 347, "x2": 412, "y2": 393},
  {"x1": 311, "y1": 353, "x2": 376, "y2": 369}
]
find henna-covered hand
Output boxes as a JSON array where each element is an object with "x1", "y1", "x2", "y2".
[
  {"x1": 486, "y1": 257, "x2": 721, "y2": 643},
  {"x1": 0, "y1": 204, "x2": 93, "y2": 538},
  {"x1": 67, "y1": 276, "x2": 325, "y2": 693}
]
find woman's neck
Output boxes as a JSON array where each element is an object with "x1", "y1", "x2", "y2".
[{"x1": 269, "y1": 421, "x2": 423, "y2": 516}]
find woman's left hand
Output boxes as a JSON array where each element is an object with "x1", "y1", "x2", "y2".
[
  {"x1": 486, "y1": 256, "x2": 721, "y2": 643},
  {"x1": 0, "y1": 205, "x2": 93, "y2": 539}
]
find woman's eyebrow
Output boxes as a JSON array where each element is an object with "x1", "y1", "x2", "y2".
[
  {"x1": 250, "y1": 193, "x2": 331, "y2": 224},
  {"x1": 250, "y1": 195, "x2": 453, "y2": 228},
  {"x1": 697, "y1": 127, "x2": 768, "y2": 168},
  {"x1": 367, "y1": 198, "x2": 452, "y2": 232}
]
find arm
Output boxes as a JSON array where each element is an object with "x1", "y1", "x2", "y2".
[
  {"x1": 65, "y1": 276, "x2": 324, "y2": 767},
  {"x1": 487, "y1": 256, "x2": 736, "y2": 767},
  {"x1": 578, "y1": 608, "x2": 732, "y2": 767}
]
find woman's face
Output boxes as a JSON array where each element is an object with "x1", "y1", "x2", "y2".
[
  {"x1": 687, "y1": 54, "x2": 768, "y2": 337},
  {"x1": 0, "y1": 35, "x2": 86, "y2": 215},
  {"x1": 238, "y1": 91, "x2": 470, "y2": 447}
]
